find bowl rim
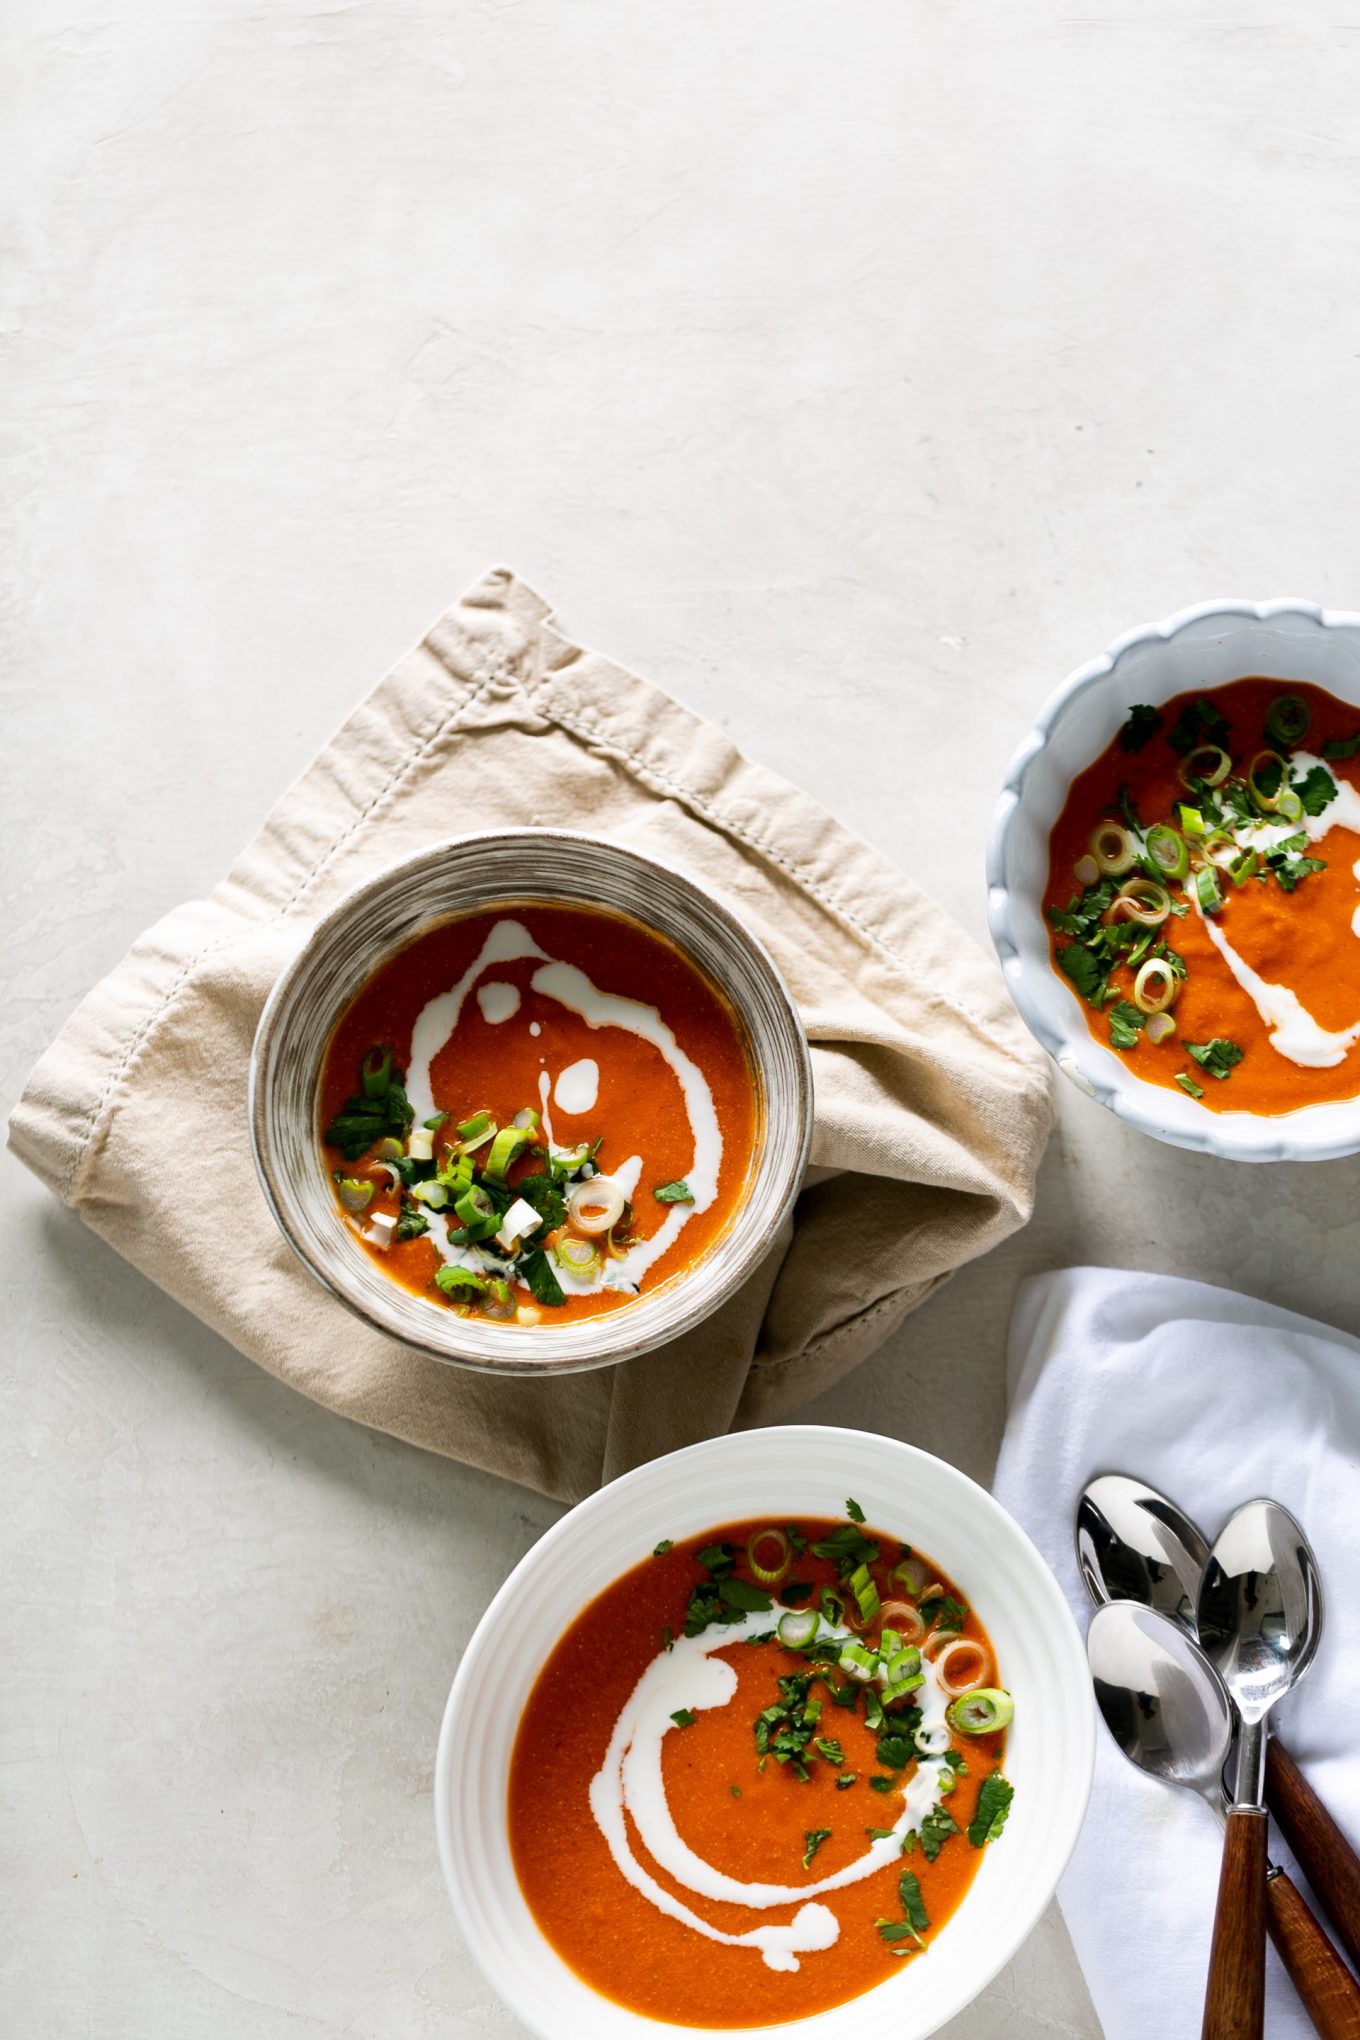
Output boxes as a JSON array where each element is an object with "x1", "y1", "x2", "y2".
[
  {"x1": 248, "y1": 827, "x2": 814, "y2": 1374},
  {"x1": 986, "y1": 595, "x2": 1360, "y2": 1163},
  {"x1": 432, "y1": 1422, "x2": 1096, "y2": 2040}
]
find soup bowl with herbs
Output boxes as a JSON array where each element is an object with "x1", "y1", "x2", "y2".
[
  {"x1": 249, "y1": 831, "x2": 812, "y2": 1371},
  {"x1": 988, "y1": 597, "x2": 1360, "y2": 1160},
  {"x1": 435, "y1": 1424, "x2": 1093, "y2": 2040}
]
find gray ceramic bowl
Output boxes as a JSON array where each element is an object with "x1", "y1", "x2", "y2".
[{"x1": 248, "y1": 830, "x2": 813, "y2": 1374}]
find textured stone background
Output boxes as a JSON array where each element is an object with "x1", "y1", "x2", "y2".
[{"x1": 6, "y1": 3, "x2": 1360, "y2": 2033}]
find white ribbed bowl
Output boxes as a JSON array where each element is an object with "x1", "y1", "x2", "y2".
[
  {"x1": 988, "y1": 598, "x2": 1360, "y2": 1161},
  {"x1": 434, "y1": 1425, "x2": 1093, "y2": 2040},
  {"x1": 249, "y1": 830, "x2": 812, "y2": 1374}
]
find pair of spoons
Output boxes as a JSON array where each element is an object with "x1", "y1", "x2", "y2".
[{"x1": 1078, "y1": 1475, "x2": 1360, "y2": 2040}]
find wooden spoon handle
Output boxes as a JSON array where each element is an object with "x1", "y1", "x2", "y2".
[
  {"x1": 1267, "y1": 1868, "x2": 1360, "y2": 2040},
  {"x1": 1267, "y1": 1740, "x2": 1360, "y2": 1973},
  {"x1": 1203, "y1": 1806, "x2": 1268, "y2": 2040}
]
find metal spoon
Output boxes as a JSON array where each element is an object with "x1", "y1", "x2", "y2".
[
  {"x1": 1088, "y1": 1599, "x2": 1233, "y2": 1802},
  {"x1": 1078, "y1": 1478, "x2": 1360, "y2": 2038},
  {"x1": 1196, "y1": 1500, "x2": 1324, "y2": 2040}
]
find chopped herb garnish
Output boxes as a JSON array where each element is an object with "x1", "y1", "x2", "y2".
[
  {"x1": 730, "y1": 1784, "x2": 741, "y2": 1798},
  {"x1": 865, "y1": 1825, "x2": 896, "y2": 1842},
  {"x1": 845, "y1": 1497, "x2": 866, "y2": 1523},
  {"x1": 519, "y1": 1247, "x2": 566, "y2": 1307},
  {"x1": 813, "y1": 1738, "x2": 845, "y2": 1766},
  {"x1": 1169, "y1": 695, "x2": 1231, "y2": 756},
  {"x1": 900, "y1": 1869, "x2": 930, "y2": 1933},
  {"x1": 921, "y1": 1594, "x2": 969, "y2": 1632},
  {"x1": 1057, "y1": 941, "x2": 1109, "y2": 1008},
  {"x1": 653, "y1": 1179, "x2": 695, "y2": 1204},
  {"x1": 1120, "y1": 704, "x2": 1163, "y2": 753},
  {"x1": 1323, "y1": 729, "x2": 1360, "y2": 760},
  {"x1": 1108, "y1": 999, "x2": 1147, "y2": 1051},
  {"x1": 869, "y1": 1775, "x2": 898, "y2": 1794},
  {"x1": 653, "y1": 1539, "x2": 674, "y2": 1557},
  {"x1": 1186, "y1": 1038, "x2": 1244, "y2": 1081},
  {"x1": 874, "y1": 1734, "x2": 913, "y2": 1771},
  {"x1": 784, "y1": 1524, "x2": 808, "y2": 1554},
  {"x1": 802, "y1": 1828, "x2": 832, "y2": 1869},
  {"x1": 1175, "y1": 1070, "x2": 1206, "y2": 1099},
  {"x1": 1293, "y1": 764, "x2": 1338, "y2": 817},
  {"x1": 835, "y1": 1773, "x2": 857, "y2": 1790},
  {"x1": 670, "y1": 1708, "x2": 697, "y2": 1730},
  {"x1": 967, "y1": 1771, "x2": 1015, "y2": 1848},
  {"x1": 918, "y1": 1805, "x2": 962, "y2": 1863}
]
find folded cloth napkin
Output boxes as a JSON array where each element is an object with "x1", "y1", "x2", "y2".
[
  {"x1": 994, "y1": 1265, "x2": 1360, "y2": 2040},
  {"x1": 8, "y1": 567, "x2": 1051, "y2": 1502}
]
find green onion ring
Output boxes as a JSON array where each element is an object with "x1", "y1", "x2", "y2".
[
  {"x1": 484, "y1": 1125, "x2": 531, "y2": 1184},
  {"x1": 746, "y1": 1527, "x2": 793, "y2": 1586},
  {"x1": 1145, "y1": 1011, "x2": 1177, "y2": 1045},
  {"x1": 1247, "y1": 748, "x2": 1290, "y2": 813},
  {"x1": 1133, "y1": 958, "x2": 1178, "y2": 1015},
  {"x1": 555, "y1": 1235, "x2": 600, "y2": 1277},
  {"x1": 933, "y1": 1637, "x2": 989, "y2": 1697},
  {"x1": 947, "y1": 1688, "x2": 1014, "y2": 1736},
  {"x1": 891, "y1": 1558, "x2": 927, "y2": 1598},
  {"x1": 1177, "y1": 744, "x2": 1231, "y2": 790},
  {"x1": 776, "y1": 1609, "x2": 820, "y2": 1649},
  {"x1": 1145, "y1": 824, "x2": 1189, "y2": 882},
  {"x1": 1090, "y1": 821, "x2": 1138, "y2": 876},
  {"x1": 1266, "y1": 694, "x2": 1311, "y2": 746},
  {"x1": 1194, "y1": 866, "x2": 1223, "y2": 914},
  {"x1": 848, "y1": 1560, "x2": 881, "y2": 1627},
  {"x1": 454, "y1": 1185, "x2": 495, "y2": 1227},
  {"x1": 1073, "y1": 853, "x2": 1100, "y2": 887},
  {"x1": 878, "y1": 1599, "x2": 925, "y2": 1645},
  {"x1": 360, "y1": 1046, "x2": 393, "y2": 1099},
  {"x1": 1113, "y1": 876, "x2": 1171, "y2": 927},
  {"x1": 335, "y1": 1176, "x2": 375, "y2": 1213},
  {"x1": 568, "y1": 1177, "x2": 627, "y2": 1236}
]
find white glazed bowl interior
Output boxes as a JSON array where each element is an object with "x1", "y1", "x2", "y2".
[
  {"x1": 434, "y1": 1424, "x2": 1094, "y2": 2040},
  {"x1": 988, "y1": 598, "x2": 1360, "y2": 1161},
  {"x1": 249, "y1": 830, "x2": 812, "y2": 1374}
]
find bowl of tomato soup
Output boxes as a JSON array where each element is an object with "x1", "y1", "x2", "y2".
[
  {"x1": 435, "y1": 1425, "x2": 1092, "y2": 2039},
  {"x1": 988, "y1": 597, "x2": 1360, "y2": 1159},
  {"x1": 250, "y1": 831, "x2": 811, "y2": 1371}
]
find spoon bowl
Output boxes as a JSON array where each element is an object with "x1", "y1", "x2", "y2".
[
  {"x1": 1197, "y1": 1499, "x2": 1323, "y2": 1732},
  {"x1": 1076, "y1": 1473, "x2": 1210, "y2": 1635},
  {"x1": 1087, "y1": 1600, "x2": 1233, "y2": 1805}
]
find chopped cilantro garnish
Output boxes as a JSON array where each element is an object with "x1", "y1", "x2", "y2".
[
  {"x1": 670, "y1": 1708, "x2": 697, "y2": 1729},
  {"x1": 653, "y1": 1179, "x2": 695, "y2": 1204},
  {"x1": 845, "y1": 1497, "x2": 866, "y2": 1523},
  {"x1": 652, "y1": 1539, "x2": 673, "y2": 1557},
  {"x1": 1186, "y1": 1038, "x2": 1244, "y2": 1081},
  {"x1": 1169, "y1": 695, "x2": 1231, "y2": 756},
  {"x1": 730, "y1": 1783, "x2": 741, "y2": 1798},
  {"x1": 869, "y1": 1775, "x2": 898, "y2": 1794},
  {"x1": 802, "y1": 1828, "x2": 832, "y2": 1869},
  {"x1": 813, "y1": 1738, "x2": 845, "y2": 1765},
  {"x1": 835, "y1": 1773, "x2": 857, "y2": 1790},
  {"x1": 967, "y1": 1771, "x2": 1015, "y2": 1848},
  {"x1": 918, "y1": 1804, "x2": 962, "y2": 1862},
  {"x1": 1175, "y1": 1070, "x2": 1205, "y2": 1099},
  {"x1": 874, "y1": 1734, "x2": 913, "y2": 1771},
  {"x1": 1293, "y1": 764, "x2": 1338, "y2": 817},
  {"x1": 1108, "y1": 999, "x2": 1147, "y2": 1051},
  {"x1": 865, "y1": 1825, "x2": 896, "y2": 1841},
  {"x1": 1057, "y1": 941, "x2": 1108, "y2": 1008},
  {"x1": 1323, "y1": 729, "x2": 1360, "y2": 760},
  {"x1": 900, "y1": 1869, "x2": 930, "y2": 1933},
  {"x1": 1119, "y1": 704, "x2": 1163, "y2": 752},
  {"x1": 518, "y1": 1247, "x2": 565, "y2": 1306}
]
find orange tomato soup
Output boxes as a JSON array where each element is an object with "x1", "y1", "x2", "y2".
[
  {"x1": 509, "y1": 1514, "x2": 1011, "y2": 2027},
  {"x1": 1046, "y1": 677, "x2": 1360, "y2": 1114},
  {"x1": 319, "y1": 903, "x2": 758, "y2": 1324}
]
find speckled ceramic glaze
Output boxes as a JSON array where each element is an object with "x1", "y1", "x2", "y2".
[
  {"x1": 434, "y1": 1425, "x2": 1094, "y2": 2040},
  {"x1": 249, "y1": 830, "x2": 812, "y2": 1373},
  {"x1": 988, "y1": 598, "x2": 1360, "y2": 1161}
]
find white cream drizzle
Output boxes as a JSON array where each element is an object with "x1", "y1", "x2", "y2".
[
  {"x1": 1182, "y1": 754, "x2": 1360, "y2": 1070},
  {"x1": 476, "y1": 980, "x2": 521, "y2": 1025},
  {"x1": 406, "y1": 919, "x2": 722, "y2": 1300},
  {"x1": 588, "y1": 1609, "x2": 956, "y2": 1973},
  {"x1": 553, "y1": 1058, "x2": 599, "y2": 1115}
]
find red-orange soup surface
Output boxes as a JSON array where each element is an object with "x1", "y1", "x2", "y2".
[
  {"x1": 508, "y1": 1517, "x2": 1009, "y2": 2027},
  {"x1": 319, "y1": 904, "x2": 758, "y2": 1323},
  {"x1": 1046, "y1": 677, "x2": 1360, "y2": 1114}
]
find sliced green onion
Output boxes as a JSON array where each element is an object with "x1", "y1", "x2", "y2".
[
  {"x1": 1145, "y1": 1011, "x2": 1177, "y2": 1045},
  {"x1": 360, "y1": 1046, "x2": 393, "y2": 1099},
  {"x1": 1144, "y1": 824, "x2": 1189, "y2": 882},
  {"x1": 555, "y1": 1235, "x2": 600, "y2": 1277},
  {"x1": 434, "y1": 1264, "x2": 487, "y2": 1297},
  {"x1": 1178, "y1": 744, "x2": 1231, "y2": 790},
  {"x1": 947, "y1": 1688, "x2": 1014, "y2": 1736},
  {"x1": 335, "y1": 1176, "x2": 374, "y2": 1213},
  {"x1": 878, "y1": 1600, "x2": 925, "y2": 1645},
  {"x1": 568, "y1": 1176, "x2": 627, "y2": 1236},
  {"x1": 1090, "y1": 821, "x2": 1138, "y2": 876},
  {"x1": 820, "y1": 1588, "x2": 845, "y2": 1628},
  {"x1": 934, "y1": 1638, "x2": 988, "y2": 1696},
  {"x1": 747, "y1": 1528, "x2": 793, "y2": 1585},
  {"x1": 1073, "y1": 853, "x2": 1100, "y2": 887},
  {"x1": 512, "y1": 1107, "x2": 541, "y2": 1131},
  {"x1": 891, "y1": 1558, "x2": 927, "y2": 1599},
  {"x1": 839, "y1": 1641, "x2": 878, "y2": 1682},
  {"x1": 454, "y1": 1185, "x2": 496, "y2": 1228},
  {"x1": 406, "y1": 1128, "x2": 435, "y2": 1163},
  {"x1": 1133, "y1": 958, "x2": 1179, "y2": 1015},
  {"x1": 515, "y1": 1304, "x2": 541, "y2": 1326},
  {"x1": 484, "y1": 1126, "x2": 531, "y2": 1184},
  {"x1": 375, "y1": 1136, "x2": 405, "y2": 1162},
  {"x1": 1230, "y1": 848, "x2": 1259, "y2": 886},
  {"x1": 408, "y1": 1178, "x2": 449, "y2": 1209},
  {"x1": 1278, "y1": 787, "x2": 1304, "y2": 821},
  {"x1": 1266, "y1": 694, "x2": 1311, "y2": 746},
  {"x1": 455, "y1": 1110, "x2": 498, "y2": 1155},
  {"x1": 1194, "y1": 866, "x2": 1222, "y2": 914},
  {"x1": 439, "y1": 1152, "x2": 475, "y2": 1195},
  {"x1": 1247, "y1": 748, "x2": 1290, "y2": 813},
  {"x1": 1113, "y1": 876, "x2": 1170, "y2": 927},
  {"x1": 1199, "y1": 829, "x2": 1240, "y2": 872},
  {"x1": 883, "y1": 1663, "x2": 926, "y2": 1705},
  {"x1": 1178, "y1": 804, "x2": 1206, "y2": 839},
  {"x1": 777, "y1": 1610, "x2": 820, "y2": 1649},
  {"x1": 849, "y1": 1562, "x2": 881, "y2": 1627}
]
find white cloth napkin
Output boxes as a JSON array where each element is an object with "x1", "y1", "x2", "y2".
[{"x1": 993, "y1": 1266, "x2": 1360, "y2": 2040}]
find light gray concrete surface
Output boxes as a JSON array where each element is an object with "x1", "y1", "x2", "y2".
[{"x1": 6, "y1": 3, "x2": 1360, "y2": 2034}]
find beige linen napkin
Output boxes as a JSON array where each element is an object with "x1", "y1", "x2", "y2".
[{"x1": 9, "y1": 569, "x2": 1052, "y2": 1502}]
